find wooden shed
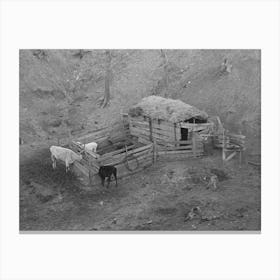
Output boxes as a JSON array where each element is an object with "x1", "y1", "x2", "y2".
[
  {"x1": 128, "y1": 96, "x2": 214, "y2": 155},
  {"x1": 70, "y1": 97, "x2": 216, "y2": 187}
]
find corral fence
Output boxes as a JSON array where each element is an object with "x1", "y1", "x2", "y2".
[
  {"x1": 69, "y1": 116, "x2": 245, "y2": 186},
  {"x1": 213, "y1": 129, "x2": 246, "y2": 164},
  {"x1": 69, "y1": 119, "x2": 205, "y2": 186}
]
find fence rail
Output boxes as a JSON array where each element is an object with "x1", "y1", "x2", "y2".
[{"x1": 72, "y1": 133, "x2": 204, "y2": 187}]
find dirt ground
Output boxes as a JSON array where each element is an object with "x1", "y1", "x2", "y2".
[{"x1": 20, "y1": 144, "x2": 261, "y2": 231}]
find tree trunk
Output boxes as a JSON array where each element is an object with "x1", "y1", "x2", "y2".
[
  {"x1": 160, "y1": 49, "x2": 169, "y2": 96},
  {"x1": 101, "y1": 50, "x2": 112, "y2": 108}
]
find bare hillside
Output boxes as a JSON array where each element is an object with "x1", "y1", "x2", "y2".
[
  {"x1": 19, "y1": 49, "x2": 261, "y2": 232},
  {"x1": 20, "y1": 49, "x2": 260, "y2": 152}
]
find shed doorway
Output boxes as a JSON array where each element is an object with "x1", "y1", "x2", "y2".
[
  {"x1": 180, "y1": 127, "x2": 189, "y2": 140},
  {"x1": 180, "y1": 127, "x2": 189, "y2": 146}
]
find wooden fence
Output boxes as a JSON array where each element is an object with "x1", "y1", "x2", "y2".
[
  {"x1": 68, "y1": 115, "x2": 246, "y2": 187},
  {"x1": 155, "y1": 138, "x2": 204, "y2": 159},
  {"x1": 73, "y1": 121, "x2": 130, "y2": 146},
  {"x1": 69, "y1": 116, "x2": 212, "y2": 187},
  {"x1": 72, "y1": 142, "x2": 154, "y2": 186},
  {"x1": 221, "y1": 132, "x2": 246, "y2": 163},
  {"x1": 128, "y1": 115, "x2": 213, "y2": 147},
  {"x1": 129, "y1": 117, "x2": 175, "y2": 144},
  {"x1": 69, "y1": 118, "x2": 153, "y2": 186},
  {"x1": 71, "y1": 131, "x2": 204, "y2": 186}
]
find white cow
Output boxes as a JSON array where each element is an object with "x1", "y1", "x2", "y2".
[
  {"x1": 50, "y1": 146, "x2": 83, "y2": 172},
  {"x1": 76, "y1": 141, "x2": 98, "y2": 153}
]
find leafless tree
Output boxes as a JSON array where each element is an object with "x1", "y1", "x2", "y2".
[
  {"x1": 160, "y1": 49, "x2": 169, "y2": 96},
  {"x1": 100, "y1": 50, "x2": 112, "y2": 108}
]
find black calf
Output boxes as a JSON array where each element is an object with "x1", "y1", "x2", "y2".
[{"x1": 98, "y1": 165, "x2": 118, "y2": 188}]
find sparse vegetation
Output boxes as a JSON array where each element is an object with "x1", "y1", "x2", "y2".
[
  {"x1": 19, "y1": 50, "x2": 261, "y2": 231},
  {"x1": 20, "y1": 49, "x2": 260, "y2": 153}
]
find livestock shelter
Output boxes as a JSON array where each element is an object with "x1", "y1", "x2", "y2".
[
  {"x1": 69, "y1": 97, "x2": 218, "y2": 187},
  {"x1": 128, "y1": 96, "x2": 214, "y2": 157}
]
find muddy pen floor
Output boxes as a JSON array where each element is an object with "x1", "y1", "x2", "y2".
[{"x1": 20, "y1": 144, "x2": 261, "y2": 231}]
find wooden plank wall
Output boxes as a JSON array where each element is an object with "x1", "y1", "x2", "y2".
[
  {"x1": 72, "y1": 142, "x2": 154, "y2": 187},
  {"x1": 97, "y1": 143, "x2": 153, "y2": 179},
  {"x1": 74, "y1": 121, "x2": 130, "y2": 146},
  {"x1": 129, "y1": 116, "x2": 175, "y2": 144},
  {"x1": 71, "y1": 116, "x2": 210, "y2": 187},
  {"x1": 74, "y1": 126, "x2": 111, "y2": 145},
  {"x1": 180, "y1": 122, "x2": 214, "y2": 131},
  {"x1": 157, "y1": 140, "x2": 203, "y2": 153},
  {"x1": 73, "y1": 137, "x2": 203, "y2": 187},
  {"x1": 128, "y1": 116, "x2": 207, "y2": 148},
  {"x1": 157, "y1": 150, "x2": 204, "y2": 162},
  {"x1": 72, "y1": 161, "x2": 91, "y2": 185}
]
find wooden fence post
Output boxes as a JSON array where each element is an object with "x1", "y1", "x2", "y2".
[
  {"x1": 174, "y1": 123, "x2": 177, "y2": 147},
  {"x1": 192, "y1": 132, "x2": 197, "y2": 157},
  {"x1": 222, "y1": 129, "x2": 226, "y2": 161},
  {"x1": 149, "y1": 117, "x2": 153, "y2": 142}
]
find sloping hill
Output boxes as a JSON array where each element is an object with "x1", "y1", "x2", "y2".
[{"x1": 19, "y1": 49, "x2": 260, "y2": 152}]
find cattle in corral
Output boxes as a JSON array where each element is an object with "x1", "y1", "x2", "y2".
[
  {"x1": 85, "y1": 142, "x2": 98, "y2": 153},
  {"x1": 50, "y1": 146, "x2": 83, "y2": 172},
  {"x1": 76, "y1": 141, "x2": 98, "y2": 153},
  {"x1": 98, "y1": 165, "x2": 118, "y2": 188},
  {"x1": 75, "y1": 141, "x2": 99, "y2": 159}
]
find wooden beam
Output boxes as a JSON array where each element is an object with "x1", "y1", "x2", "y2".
[
  {"x1": 156, "y1": 139, "x2": 193, "y2": 145},
  {"x1": 158, "y1": 145, "x2": 194, "y2": 151},
  {"x1": 192, "y1": 132, "x2": 197, "y2": 157},
  {"x1": 222, "y1": 129, "x2": 226, "y2": 161},
  {"x1": 149, "y1": 117, "x2": 153, "y2": 142},
  {"x1": 130, "y1": 125, "x2": 175, "y2": 138},
  {"x1": 100, "y1": 149, "x2": 153, "y2": 167},
  {"x1": 73, "y1": 162, "x2": 89, "y2": 177},
  {"x1": 98, "y1": 144, "x2": 153, "y2": 162},
  {"x1": 97, "y1": 144, "x2": 137, "y2": 159},
  {"x1": 179, "y1": 122, "x2": 213, "y2": 129},
  {"x1": 174, "y1": 123, "x2": 177, "y2": 146},
  {"x1": 225, "y1": 151, "x2": 237, "y2": 162},
  {"x1": 137, "y1": 137, "x2": 152, "y2": 145},
  {"x1": 129, "y1": 118, "x2": 174, "y2": 131},
  {"x1": 157, "y1": 150, "x2": 203, "y2": 156}
]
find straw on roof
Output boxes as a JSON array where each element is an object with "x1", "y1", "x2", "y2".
[{"x1": 129, "y1": 96, "x2": 208, "y2": 123}]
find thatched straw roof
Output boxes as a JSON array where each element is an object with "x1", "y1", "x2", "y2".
[{"x1": 129, "y1": 96, "x2": 208, "y2": 123}]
